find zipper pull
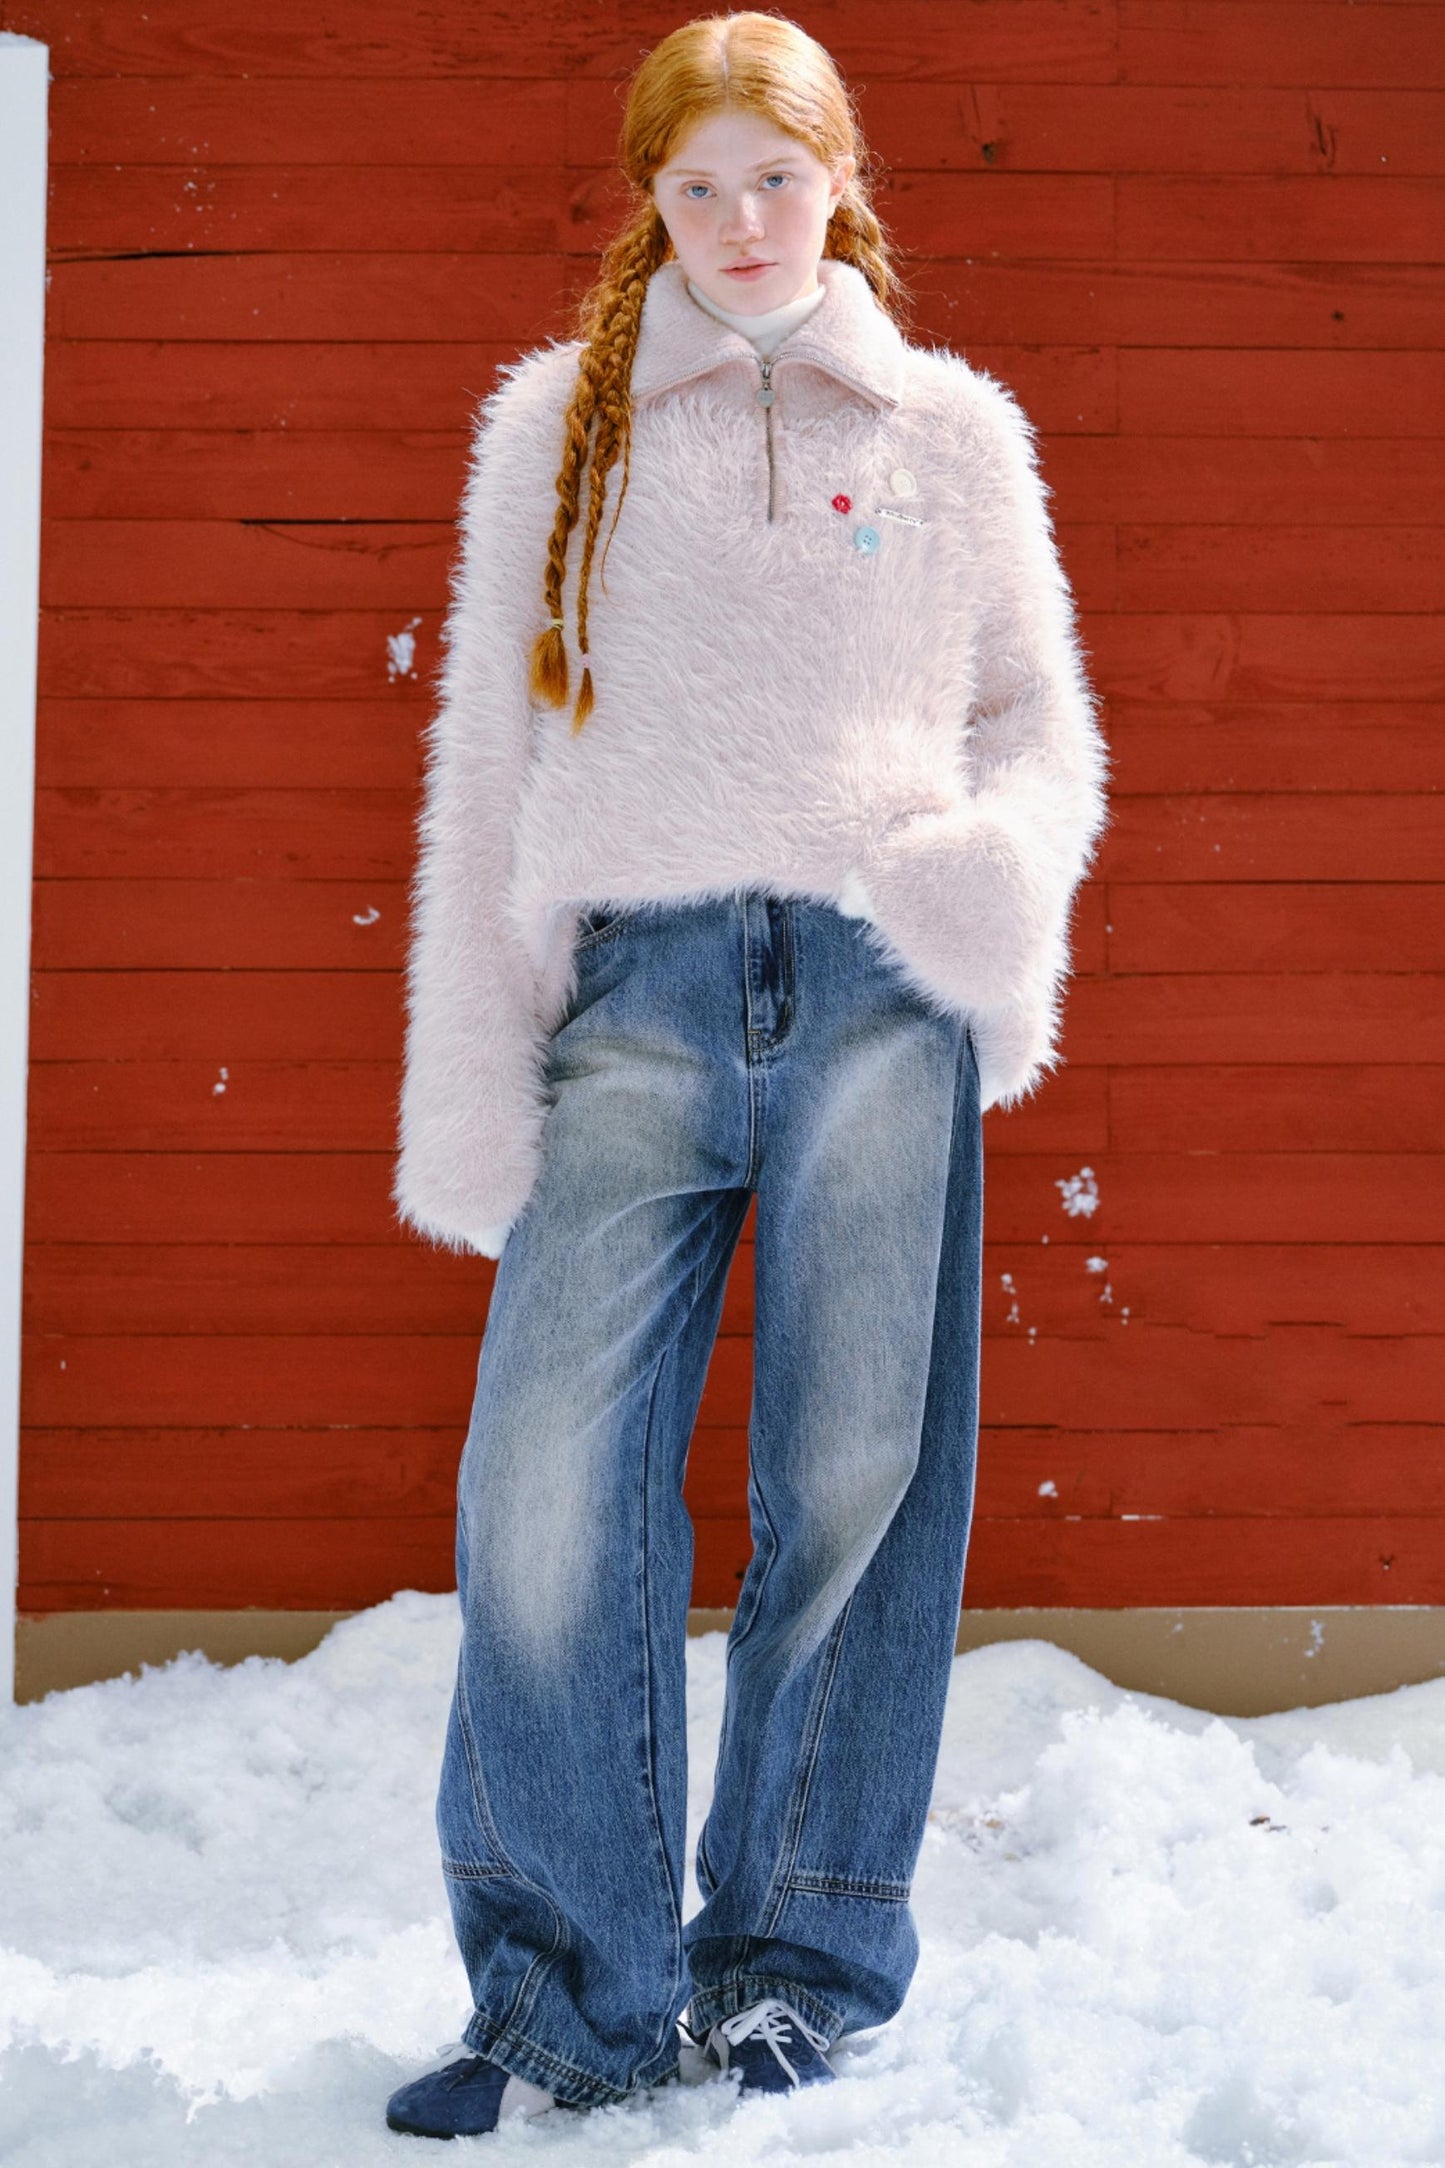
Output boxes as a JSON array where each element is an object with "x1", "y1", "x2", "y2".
[{"x1": 756, "y1": 358, "x2": 775, "y2": 407}]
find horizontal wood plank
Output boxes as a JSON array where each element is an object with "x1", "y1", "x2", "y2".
[
  {"x1": 38, "y1": 705, "x2": 1445, "y2": 799},
  {"x1": 1118, "y1": 4, "x2": 1445, "y2": 91},
  {"x1": 37, "y1": 524, "x2": 1445, "y2": 621},
  {"x1": 40, "y1": 522, "x2": 456, "y2": 612},
  {"x1": 0, "y1": 7, "x2": 1121, "y2": 90},
  {"x1": 1115, "y1": 528, "x2": 1445, "y2": 613},
  {"x1": 29, "y1": 786, "x2": 1445, "y2": 881},
  {"x1": 18, "y1": 1511, "x2": 1445, "y2": 1612},
  {"x1": 37, "y1": 343, "x2": 1445, "y2": 440},
  {"x1": 30, "y1": 878, "x2": 411, "y2": 968},
  {"x1": 1105, "y1": 722, "x2": 1445, "y2": 799},
  {"x1": 34, "y1": 612, "x2": 1445, "y2": 709},
  {"x1": 19, "y1": 1325, "x2": 1441, "y2": 1428},
  {"x1": 28, "y1": 970, "x2": 1445, "y2": 1065},
  {"x1": 939, "y1": 263, "x2": 1445, "y2": 351},
  {"x1": 1105, "y1": 887, "x2": 1445, "y2": 971},
  {"x1": 23, "y1": 75, "x2": 1440, "y2": 165},
  {"x1": 42, "y1": 258, "x2": 1445, "y2": 353},
  {"x1": 48, "y1": 164, "x2": 1121, "y2": 262},
  {"x1": 1117, "y1": 349, "x2": 1445, "y2": 437},
  {"x1": 20, "y1": 1146, "x2": 1445, "y2": 1244},
  {"x1": 22, "y1": 1060, "x2": 1442, "y2": 1156},
  {"x1": 1117, "y1": 179, "x2": 1445, "y2": 263},
  {"x1": 40, "y1": 435, "x2": 1445, "y2": 524},
  {"x1": 20, "y1": 1423, "x2": 1445, "y2": 1523},
  {"x1": 20, "y1": 1240, "x2": 1441, "y2": 1338}
]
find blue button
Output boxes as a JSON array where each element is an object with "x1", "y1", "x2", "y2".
[{"x1": 854, "y1": 525, "x2": 882, "y2": 555}]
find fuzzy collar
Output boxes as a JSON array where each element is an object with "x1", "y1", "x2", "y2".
[{"x1": 630, "y1": 256, "x2": 907, "y2": 411}]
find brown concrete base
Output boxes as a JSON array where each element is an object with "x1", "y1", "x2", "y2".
[
  {"x1": 14, "y1": 1609, "x2": 354, "y2": 1703},
  {"x1": 15, "y1": 1604, "x2": 1445, "y2": 1713},
  {"x1": 956, "y1": 1607, "x2": 1445, "y2": 1718}
]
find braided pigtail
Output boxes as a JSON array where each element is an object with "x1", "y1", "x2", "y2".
[
  {"x1": 528, "y1": 216, "x2": 670, "y2": 733},
  {"x1": 821, "y1": 120, "x2": 913, "y2": 332}
]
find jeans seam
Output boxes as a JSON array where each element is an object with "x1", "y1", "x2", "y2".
[
  {"x1": 453, "y1": 1661, "x2": 569, "y2": 2044},
  {"x1": 452, "y1": 1647, "x2": 525, "y2": 1882},
  {"x1": 783, "y1": 1870, "x2": 911, "y2": 1902},
  {"x1": 743, "y1": 902, "x2": 761, "y2": 1184},
  {"x1": 637, "y1": 1328, "x2": 687, "y2": 2058},
  {"x1": 695, "y1": 1821, "x2": 719, "y2": 1899},
  {"x1": 768, "y1": 897, "x2": 796, "y2": 1047},
  {"x1": 573, "y1": 903, "x2": 637, "y2": 951},
  {"x1": 756, "y1": 1595, "x2": 856, "y2": 1940},
  {"x1": 730, "y1": 1445, "x2": 783, "y2": 1657},
  {"x1": 496, "y1": 1893, "x2": 565, "y2": 2052},
  {"x1": 574, "y1": 922, "x2": 627, "y2": 953}
]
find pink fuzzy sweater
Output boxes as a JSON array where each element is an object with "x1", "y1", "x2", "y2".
[{"x1": 395, "y1": 257, "x2": 1110, "y2": 1257}]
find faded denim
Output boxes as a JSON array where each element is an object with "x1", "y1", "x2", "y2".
[{"x1": 436, "y1": 892, "x2": 984, "y2": 2108}]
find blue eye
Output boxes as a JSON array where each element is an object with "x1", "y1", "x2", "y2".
[{"x1": 682, "y1": 173, "x2": 789, "y2": 200}]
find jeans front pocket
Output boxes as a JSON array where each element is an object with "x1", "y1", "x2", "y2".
[{"x1": 574, "y1": 901, "x2": 635, "y2": 952}]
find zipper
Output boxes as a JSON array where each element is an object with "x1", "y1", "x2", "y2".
[{"x1": 755, "y1": 356, "x2": 776, "y2": 523}]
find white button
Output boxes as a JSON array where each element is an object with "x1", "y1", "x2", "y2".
[{"x1": 889, "y1": 468, "x2": 917, "y2": 497}]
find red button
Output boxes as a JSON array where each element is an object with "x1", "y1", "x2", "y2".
[{"x1": 831, "y1": 493, "x2": 852, "y2": 514}]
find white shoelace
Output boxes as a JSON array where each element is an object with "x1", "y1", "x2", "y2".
[{"x1": 717, "y1": 1997, "x2": 831, "y2": 2085}]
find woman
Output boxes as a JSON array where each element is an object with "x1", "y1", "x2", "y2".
[{"x1": 387, "y1": 10, "x2": 1108, "y2": 2140}]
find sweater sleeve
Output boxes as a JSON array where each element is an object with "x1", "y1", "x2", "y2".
[
  {"x1": 855, "y1": 371, "x2": 1110, "y2": 1017},
  {"x1": 392, "y1": 363, "x2": 562, "y2": 1259}
]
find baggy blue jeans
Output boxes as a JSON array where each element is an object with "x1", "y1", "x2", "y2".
[{"x1": 437, "y1": 892, "x2": 983, "y2": 2108}]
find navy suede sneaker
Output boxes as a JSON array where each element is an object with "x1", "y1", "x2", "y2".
[
  {"x1": 702, "y1": 1998, "x2": 836, "y2": 2095},
  {"x1": 385, "y1": 2046, "x2": 557, "y2": 2138}
]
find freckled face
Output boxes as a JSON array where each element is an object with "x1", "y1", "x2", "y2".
[{"x1": 651, "y1": 107, "x2": 855, "y2": 316}]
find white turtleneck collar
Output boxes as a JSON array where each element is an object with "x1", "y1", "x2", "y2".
[{"x1": 685, "y1": 274, "x2": 828, "y2": 358}]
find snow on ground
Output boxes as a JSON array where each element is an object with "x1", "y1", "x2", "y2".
[{"x1": 2, "y1": 1592, "x2": 1444, "y2": 2166}]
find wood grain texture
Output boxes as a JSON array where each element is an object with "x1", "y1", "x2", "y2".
[{"x1": 10, "y1": 0, "x2": 1442, "y2": 1616}]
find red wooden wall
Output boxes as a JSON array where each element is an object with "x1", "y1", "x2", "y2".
[{"x1": 12, "y1": 1, "x2": 1444, "y2": 1620}]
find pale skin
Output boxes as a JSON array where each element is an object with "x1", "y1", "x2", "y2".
[{"x1": 651, "y1": 107, "x2": 857, "y2": 316}]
